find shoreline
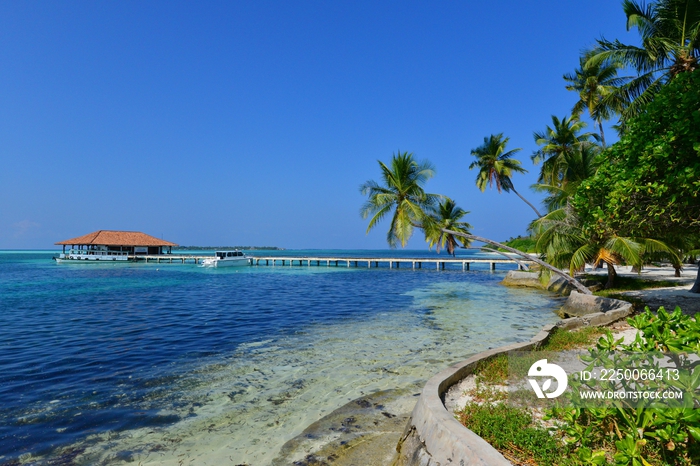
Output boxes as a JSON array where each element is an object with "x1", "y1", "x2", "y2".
[{"x1": 319, "y1": 265, "x2": 700, "y2": 464}]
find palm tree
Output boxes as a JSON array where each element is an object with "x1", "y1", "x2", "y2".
[
  {"x1": 588, "y1": 0, "x2": 700, "y2": 120},
  {"x1": 437, "y1": 227, "x2": 594, "y2": 294},
  {"x1": 530, "y1": 205, "x2": 679, "y2": 288},
  {"x1": 532, "y1": 144, "x2": 600, "y2": 212},
  {"x1": 469, "y1": 134, "x2": 542, "y2": 218},
  {"x1": 359, "y1": 152, "x2": 595, "y2": 295},
  {"x1": 531, "y1": 115, "x2": 599, "y2": 186},
  {"x1": 360, "y1": 151, "x2": 439, "y2": 248},
  {"x1": 564, "y1": 50, "x2": 629, "y2": 147},
  {"x1": 423, "y1": 198, "x2": 472, "y2": 256}
]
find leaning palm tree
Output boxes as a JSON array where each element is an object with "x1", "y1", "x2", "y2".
[
  {"x1": 588, "y1": 0, "x2": 700, "y2": 120},
  {"x1": 564, "y1": 50, "x2": 629, "y2": 147},
  {"x1": 531, "y1": 205, "x2": 679, "y2": 288},
  {"x1": 531, "y1": 115, "x2": 599, "y2": 186},
  {"x1": 360, "y1": 151, "x2": 439, "y2": 248},
  {"x1": 360, "y1": 153, "x2": 595, "y2": 295},
  {"x1": 469, "y1": 133, "x2": 542, "y2": 218},
  {"x1": 423, "y1": 198, "x2": 472, "y2": 256}
]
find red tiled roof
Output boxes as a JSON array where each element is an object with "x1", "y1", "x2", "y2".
[{"x1": 55, "y1": 230, "x2": 178, "y2": 247}]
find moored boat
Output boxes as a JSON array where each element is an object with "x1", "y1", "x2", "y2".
[{"x1": 200, "y1": 250, "x2": 251, "y2": 268}]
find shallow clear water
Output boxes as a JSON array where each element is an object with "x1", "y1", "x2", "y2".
[{"x1": 0, "y1": 250, "x2": 561, "y2": 464}]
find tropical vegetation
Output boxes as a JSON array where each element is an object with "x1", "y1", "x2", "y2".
[
  {"x1": 360, "y1": 0, "x2": 700, "y2": 292},
  {"x1": 531, "y1": 115, "x2": 599, "y2": 187},
  {"x1": 423, "y1": 198, "x2": 472, "y2": 256},
  {"x1": 457, "y1": 308, "x2": 700, "y2": 465},
  {"x1": 359, "y1": 151, "x2": 439, "y2": 248},
  {"x1": 357, "y1": 2, "x2": 700, "y2": 464},
  {"x1": 588, "y1": 0, "x2": 700, "y2": 121},
  {"x1": 564, "y1": 49, "x2": 628, "y2": 147},
  {"x1": 469, "y1": 133, "x2": 542, "y2": 217},
  {"x1": 572, "y1": 68, "x2": 700, "y2": 241}
]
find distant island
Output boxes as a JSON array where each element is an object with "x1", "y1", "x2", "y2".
[{"x1": 178, "y1": 246, "x2": 285, "y2": 251}]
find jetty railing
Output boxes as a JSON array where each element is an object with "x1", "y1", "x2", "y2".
[
  {"x1": 250, "y1": 256, "x2": 531, "y2": 271},
  {"x1": 128, "y1": 254, "x2": 533, "y2": 270},
  {"x1": 131, "y1": 255, "x2": 211, "y2": 264}
]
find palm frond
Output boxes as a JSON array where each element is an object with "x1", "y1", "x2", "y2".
[{"x1": 604, "y1": 236, "x2": 643, "y2": 268}]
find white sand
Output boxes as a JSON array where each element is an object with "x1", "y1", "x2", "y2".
[{"x1": 585, "y1": 264, "x2": 700, "y2": 315}]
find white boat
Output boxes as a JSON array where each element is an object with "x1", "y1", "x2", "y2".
[
  {"x1": 200, "y1": 250, "x2": 251, "y2": 268},
  {"x1": 55, "y1": 247, "x2": 131, "y2": 263}
]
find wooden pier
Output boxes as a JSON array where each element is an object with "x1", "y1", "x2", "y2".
[
  {"x1": 127, "y1": 254, "x2": 532, "y2": 270},
  {"x1": 251, "y1": 256, "x2": 532, "y2": 271}
]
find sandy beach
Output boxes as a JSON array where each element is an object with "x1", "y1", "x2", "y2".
[
  {"x1": 354, "y1": 264, "x2": 700, "y2": 464},
  {"x1": 585, "y1": 264, "x2": 700, "y2": 315}
]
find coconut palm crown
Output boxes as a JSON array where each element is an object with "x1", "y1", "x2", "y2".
[
  {"x1": 469, "y1": 133, "x2": 542, "y2": 218},
  {"x1": 423, "y1": 198, "x2": 472, "y2": 256},
  {"x1": 589, "y1": 0, "x2": 700, "y2": 120},
  {"x1": 532, "y1": 144, "x2": 600, "y2": 213},
  {"x1": 564, "y1": 50, "x2": 629, "y2": 147},
  {"x1": 531, "y1": 115, "x2": 599, "y2": 186},
  {"x1": 360, "y1": 151, "x2": 439, "y2": 248}
]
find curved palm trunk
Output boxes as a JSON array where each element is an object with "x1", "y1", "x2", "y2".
[
  {"x1": 511, "y1": 187, "x2": 542, "y2": 218},
  {"x1": 441, "y1": 229, "x2": 592, "y2": 295},
  {"x1": 690, "y1": 264, "x2": 700, "y2": 294},
  {"x1": 598, "y1": 120, "x2": 606, "y2": 149},
  {"x1": 605, "y1": 262, "x2": 617, "y2": 289}
]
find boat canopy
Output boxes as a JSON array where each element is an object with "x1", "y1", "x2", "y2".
[{"x1": 216, "y1": 251, "x2": 245, "y2": 258}]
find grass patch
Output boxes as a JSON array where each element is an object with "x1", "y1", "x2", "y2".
[
  {"x1": 541, "y1": 326, "x2": 608, "y2": 351},
  {"x1": 456, "y1": 403, "x2": 564, "y2": 465},
  {"x1": 583, "y1": 274, "x2": 682, "y2": 310},
  {"x1": 582, "y1": 274, "x2": 682, "y2": 292},
  {"x1": 473, "y1": 354, "x2": 509, "y2": 385},
  {"x1": 471, "y1": 328, "x2": 608, "y2": 385}
]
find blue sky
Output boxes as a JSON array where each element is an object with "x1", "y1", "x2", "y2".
[{"x1": 0, "y1": 1, "x2": 634, "y2": 250}]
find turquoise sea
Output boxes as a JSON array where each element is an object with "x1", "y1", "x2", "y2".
[{"x1": 0, "y1": 249, "x2": 562, "y2": 465}]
